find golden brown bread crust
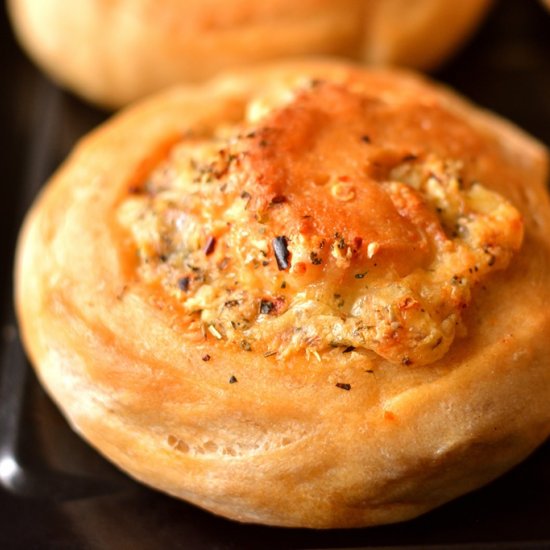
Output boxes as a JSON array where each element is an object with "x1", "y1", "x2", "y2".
[
  {"x1": 7, "y1": 0, "x2": 493, "y2": 108},
  {"x1": 15, "y1": 59, "x2": 550, "y2": 528}
]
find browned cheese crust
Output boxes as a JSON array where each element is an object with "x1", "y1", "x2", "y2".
[
  {"x1": 15, "y1": 60, "x2": 550, "y2": 528},
  {"x1": 8, "y1": 0, "x2": 493, "y2": 108}
]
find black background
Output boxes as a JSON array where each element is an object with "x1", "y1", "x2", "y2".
[{"x1": 1, "y1": 1, "x2": 550, "y2": 548}]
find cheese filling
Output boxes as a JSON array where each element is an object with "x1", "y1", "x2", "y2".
[{"x1": 118, "y1": 81, "x2": 523, "y2": 366}]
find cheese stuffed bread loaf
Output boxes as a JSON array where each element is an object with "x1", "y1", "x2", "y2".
[
  {"x1": 8, "y1": 0, "x2": 493, "y2": 108},
  {"x1": 15, "y1": 59, "x2": 550, "y2": 528}
]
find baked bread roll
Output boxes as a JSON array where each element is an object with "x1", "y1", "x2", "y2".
[
  {"x1": 15, "y1": 60, "x2": 550, "y2": 528},
  {"x1": 7, "y1": 0, "x2": 493, "y2": 108}
]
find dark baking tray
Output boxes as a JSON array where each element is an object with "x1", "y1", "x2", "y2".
[{"x1": 1, "y1": 1, "x2": 549, "y2": 548}]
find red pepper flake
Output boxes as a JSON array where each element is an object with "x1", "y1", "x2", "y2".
[
  {"x1": 202, "y1": 354, "x2": 211, "y2": 362},
  {"x1": 229, "y1": 375, "x2": 238, "y2": 384},
  {"x1": 270, "y1": 195, "x2": 287, "y2": 205},
  {"x1": 384, "y1": 411, "x2": 396, "y2": 421},
  {"x1": 204, "y1": 236, "x2": 216, "y2": 256},
  {"x1": 271, "y1": 296, "x2": 286, "y2": 314},
  {"x1": 177, "y1": 277, "x2": 190, "y2": 291},
  {"x1": 353, "y1": 237, "x2": 363, "y2": 251},
  {"x1": 128, "y1": 184, "x2": 143, "y2": 194},
  {"x1": 272, "y1": 236, "x2": 291, "y2": 270},
  {"x1": 336, "y1": 383, "x2": 351, "y2": 391}
]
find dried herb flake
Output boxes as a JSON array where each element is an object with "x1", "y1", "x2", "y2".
[{"x1": 240, "y1": 340, "x2": 252, "y2": 352}]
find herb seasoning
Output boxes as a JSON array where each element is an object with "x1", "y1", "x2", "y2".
[
  {"x1": 272, "y1": 236, "x2": 291, "y2": 270},
  {"x1": 240, "y1": 340, "x2": 252, "y2": 351}
]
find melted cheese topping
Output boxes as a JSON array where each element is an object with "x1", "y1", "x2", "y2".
[{"x1": 118, "y1": 81, "x2": 523, "y2": 366}]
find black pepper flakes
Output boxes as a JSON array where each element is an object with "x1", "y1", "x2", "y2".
[
  {"x1": 259, "y1": 300, "x2": 275, "y2": 314},
  {"x1": 354, "y1": 271, "x2": 368, "y2": 279},
  {"x1": 204, "y1": 236, "x2": 216, "y2": 256},
  {"x1": 336, "y1": 383, "x2": 351, "y2": 391},
  {"x1": 177, "y1": 277, "x2": 190, "y2": 291},
  {"x1": 333, "y1": 293, "x2": 345, "y2": 308},
  {"x1": 402, "y1": 357, "x2": 412, "y2": 366},
  {"x1": 202, "y1": 354, "x2": 211, "y2": 362},
  {"x1": 361, "y1": 135, "x2": 371, "y2": 143},
  {"x1": 335, "y1": 233, "x2": 347, "y2": 250},
  {"x1": 343, "y1": 346, "x2": 356, "y2": 354},
  {"x1": 273, "y1": 236, "x2": 291, "y2": 270},
  {"x1": 310, "y1": 251, "x2": 322, "y2": 265},
  {"x1": 241, "y1": 190, "x2": 251, "y2": 200},
  {"x1": 229, "y1": 375, "x2": 238, "y2": 384}
]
